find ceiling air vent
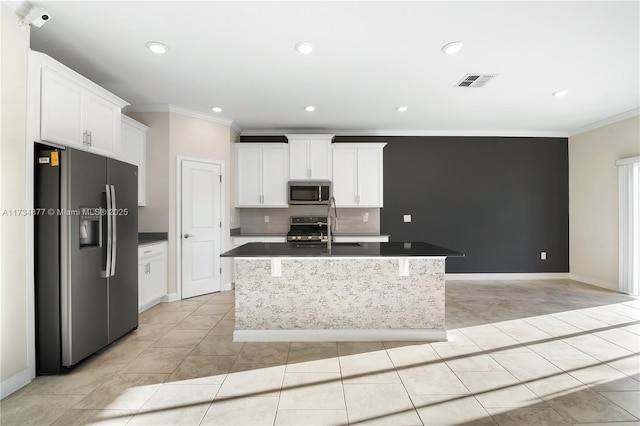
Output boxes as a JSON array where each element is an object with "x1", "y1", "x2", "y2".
[{"x1": 455, "y1": 73, "x2": 498, "y2": 88}]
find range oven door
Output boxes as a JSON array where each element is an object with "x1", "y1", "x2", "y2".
[{"x1": 288, "y1": 181, "x2": 331, "y2": 205}]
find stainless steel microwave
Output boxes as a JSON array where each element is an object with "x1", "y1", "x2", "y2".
[{"x1": 288, "y1": 181, "x2": 331, "y2": 205}]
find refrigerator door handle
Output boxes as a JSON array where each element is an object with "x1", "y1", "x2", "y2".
[
  {"x1": 102, "y1": 184, "x2": 112, "y2": 278},
  {"x1": 110, "y1": 185, "x2": 117, "y2": 276}
]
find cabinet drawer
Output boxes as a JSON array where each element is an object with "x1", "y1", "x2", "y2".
[{"x1": 138, "y1": 242, "x2": 167, "y2": 259}]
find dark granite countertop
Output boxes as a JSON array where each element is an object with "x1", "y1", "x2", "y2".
[
  {"x1": 138, "y1": 232, "x2": 168, "y2": 245},
  {"x1": 221, "y1": 242, "x2": 464, "y2": 258}
]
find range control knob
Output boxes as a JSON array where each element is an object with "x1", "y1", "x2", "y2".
[{"x1": 308, "y1": 236, "x2": 313, "y2": 240}]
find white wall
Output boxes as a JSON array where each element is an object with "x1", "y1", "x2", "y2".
[
  {"x1": 569, "y1": 116, "x2": 640, "y2": 290},
  {"x1": 0, "y1": 3, "x2": 31, "y2": 396}
]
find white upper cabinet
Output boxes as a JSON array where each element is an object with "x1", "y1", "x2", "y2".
[
  {"x1": 286, "y1": 134, "x2": 333, "y2": 180},
  {"x1": 33, "y1": 50, "x2": 129, "y2": 158},
  {"x1": 84, "y1": 94, "x2": 122, "y2": 157},
  {"x1": 120, "y1": 116, "x2": 148, "y2": 206},
  {"x1": 332, "y1": 143, "x2": 386, "y2": 208},
  {"x1": 40, "y1": 68, "x2": 83, "y2": 147},
  {"x1": 236, "y1": 144, "x2": 288, "y2": 207}
]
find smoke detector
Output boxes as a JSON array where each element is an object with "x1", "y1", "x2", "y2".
[{"x1": 455, "y1": 74, "x2": 498, "y2": 88}]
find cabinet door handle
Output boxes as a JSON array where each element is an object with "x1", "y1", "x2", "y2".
[{"x1": 84, "y1": 131, "x2": 92, "y2": 146}]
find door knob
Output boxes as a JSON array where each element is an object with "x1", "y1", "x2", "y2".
[{"x1": 183, "y1": 233, "x2": 195, "y2": 239}]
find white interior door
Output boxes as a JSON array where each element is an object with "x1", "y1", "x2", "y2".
[{"x1": 181, "y1": 160, "x2": 222, "y2": 298}]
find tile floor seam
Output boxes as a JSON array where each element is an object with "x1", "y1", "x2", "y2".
[
  {"x1": 384, "y1": 344, "x2": 423, "y2": 423},
  {"x1": 596, "y1": 390, "x2": 640, "y2": 421},
  {"x1": 591, "y1": 330, "x2": 640, "y2": 355},
  {"x1": 271, "y1": 344, "x2": 291, "y2": 426},
  {"x1": 560, "y1": 333, "x2": 635, "y2": 363}
]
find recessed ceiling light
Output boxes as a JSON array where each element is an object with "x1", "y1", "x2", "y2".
[
  {"x1": 396, "y1": 106, "x2": 408, "y2": 112},
  {"x1": 552, "y1": 89, "x2": 570, "y2": 97},
  {"x1": 442, "y1": 41, "x2": 464, "y2": 55},
  {"x1": 295, "y1": 42, "x2": 313, "y2": 54},
  {"x1": 304, "y1": 105, "x2": 316, "y2": 112},
  {"x1": 211, "y1": 106, "x2": 223, "y2": 113},
  {"x1": 146, "y1": 41, "x2": 169, "y2": 55}
]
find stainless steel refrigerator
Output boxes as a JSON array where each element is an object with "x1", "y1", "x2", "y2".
[{"x1": 34, "y1": 143, "x2": 138, "y2": 374}]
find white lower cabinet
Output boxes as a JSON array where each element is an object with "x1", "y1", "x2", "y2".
[{"x1": 138, "y1": 242, "x2": 167, "y2": 313}]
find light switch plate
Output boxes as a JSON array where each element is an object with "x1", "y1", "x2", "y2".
[{"x1": 403, "y1": 215, "x2": 412, "y2": 223}]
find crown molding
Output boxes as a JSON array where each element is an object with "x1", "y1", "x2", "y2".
[
  {"x1": 124, "y1": 104, "x2": 240, "y2": 132},
  {"x1": 241, "y1": 129, "x2": 569, "y2": 138},
  {"x1": 568, "y1": 108, "x2": 640, "y2": 137},
  {"x1": 124, "y1": 104, "x2": 640, "y2": 139}
]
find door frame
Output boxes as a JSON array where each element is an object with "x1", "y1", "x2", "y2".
[{"x1": 175, "y1": 156, "x2": 226, "y2": 300}]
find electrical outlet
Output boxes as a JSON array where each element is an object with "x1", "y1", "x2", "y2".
[
  {"x1": 264, "y1": 215, "x2": 269, "y2": 223},
  {"x1": 363, "y1": 212, "x2": 369, "y2": 223},
  {"x1": 540, "y1": 251, "x2": 547, "y2": 260},
  {"x1": 403, "y1": 214, "x2": 412, "y2": 223}
]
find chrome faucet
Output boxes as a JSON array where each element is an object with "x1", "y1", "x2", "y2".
[{"x1": 326, "y1": 196, "x2": 337, "y2": 252}]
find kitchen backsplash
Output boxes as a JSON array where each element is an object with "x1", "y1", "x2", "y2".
[{"x1": 238, "y1": 207, "x2": 381, "y2": 235}]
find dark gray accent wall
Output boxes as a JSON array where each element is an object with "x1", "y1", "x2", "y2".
[{"x1": 337, "y1": 136, "x2": 568, "y2": 273}]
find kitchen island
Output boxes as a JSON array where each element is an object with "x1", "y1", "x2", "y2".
[{"x1": 221, "y1": 242, "x2": 463, "y2": 342}]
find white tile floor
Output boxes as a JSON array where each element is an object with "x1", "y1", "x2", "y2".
[{"x1": 1, "y1": 279, "x2": 639, "y2": 425}]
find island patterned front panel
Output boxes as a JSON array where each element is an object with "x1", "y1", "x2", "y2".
[{"x1": 234, "y1": 257, "x2": 445, "y2": 330}]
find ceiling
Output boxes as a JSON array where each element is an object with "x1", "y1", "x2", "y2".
[{"x1": 15, "y1": 1, "x2": 640, "y2": 136}]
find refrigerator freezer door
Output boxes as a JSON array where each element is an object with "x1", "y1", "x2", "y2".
[
  {"x1": 107, "y1": 159, "x2": 138, "y2": 342},
  {"x1": 61, "y1": 148, "x2": 109, "y2": 366}
]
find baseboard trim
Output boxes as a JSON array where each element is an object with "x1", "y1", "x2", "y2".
[
  {"x1": 0, "y1": 368, "x2": 31, "y2": 399},
  {"x1": 161, "y1": 293, "x2": 180, "y2": 303},
  {"x1": 569, "y1": 274, "x2": 617, "y2": 291},
  {"x1": 233, "y1": 329, "x2": 447, "y2": 342},
  {"x1": 222, "y1": 282, "x2": 234, "y2": 292},
  {"x1": 446, "y1": 273, "x2": 570, "y2": 280}
]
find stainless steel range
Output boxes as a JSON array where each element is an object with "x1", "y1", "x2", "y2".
[{"x1": 286, "y1": 216, "x2": 329, "y2": 243}]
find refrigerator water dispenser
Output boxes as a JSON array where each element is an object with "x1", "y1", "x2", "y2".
[{"x1": 79, "y1": 209, "x2": 100, "y2": 248}]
